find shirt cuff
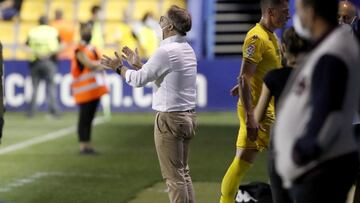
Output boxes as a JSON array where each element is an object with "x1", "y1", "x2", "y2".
[{"x1": 125, "y1": 69, "x2": 135, "y2": 83}]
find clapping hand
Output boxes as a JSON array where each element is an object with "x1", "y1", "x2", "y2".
[
  {"x1": 122, "y1": 46, "x2": 142, "y2": 70},
  {"x1": 101, "y1": 52, "x2": 123, "y2": 71}
]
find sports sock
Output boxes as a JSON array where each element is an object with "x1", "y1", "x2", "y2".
[{"x1": 220, "y1": 158, "x2": 252, "y2": 203}]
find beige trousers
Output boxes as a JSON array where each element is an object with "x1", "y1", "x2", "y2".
[{"x1": 154, "y1": 111, "x2": 197, "y2": 203}]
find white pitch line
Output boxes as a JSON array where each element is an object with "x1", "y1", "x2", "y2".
[
  {"x1": 0, "y1": 116, "x2": 107, "y2": 155},
  {"x1": 0, "y1": 171, "x2": 123, "y2": 193}
]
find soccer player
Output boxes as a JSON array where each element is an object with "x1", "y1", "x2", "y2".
[{"x1": 220, "y1": 0, "x2": 290, "y2": 202}]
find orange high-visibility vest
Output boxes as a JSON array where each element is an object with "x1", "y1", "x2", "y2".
[{"x1": 71, "y1": 44, "x2": 108, "y2": 104}]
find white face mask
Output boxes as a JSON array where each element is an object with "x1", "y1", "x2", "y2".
[
  {"x1": 339, "y1": 16, "x2": 357, "y2": 26},
  {"x1": 156, "y1": 23, "x2": 171, "y2": 41},
  {"x1": 155, "y1": 25, "x2": 162, "y2": 41},
  {"x1": 340, "y1": 23, "x2": 354, "y2": 33},
  {"x1": 293, "y1": 14, "x2": 311, "y2": 39}
]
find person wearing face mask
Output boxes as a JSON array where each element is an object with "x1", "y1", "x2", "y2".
[
  {"x1": 274, "y1": 0, "x2": 360, "y2": 202},
  {"x1": 219, "y1": 0, "x2": 290, "y2": 202},
  {"x1": 71, "y1": 22, "x2": 108, "y2": 155},
  {"x1": 101, "y1": 5, "x2": 196, "y2": 203},
  {"x1": 339, "y1": 1, "x2": 359, "y2": 33},
  {"x1": 338, "y1": 2, "x2": 360, "y2": 202}
]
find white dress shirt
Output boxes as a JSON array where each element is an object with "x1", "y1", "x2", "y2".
[{"x1": 125, "y1": 35, "x2": 197, "y2": 112}]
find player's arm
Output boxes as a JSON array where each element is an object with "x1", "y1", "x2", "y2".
[
  {"x1": 238, "y1": 59, "x2": 259, "y2": 141},
  {"x1": 254, "y1": 83, "x2": 272, "y2": 123},
  {"x1": 238, "y1": 59, "x2": 257, "y2": 114}
]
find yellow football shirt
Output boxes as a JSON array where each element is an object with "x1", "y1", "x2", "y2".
[{"x1": 236, "y1": 23, "x2": 282, "y2": 150}]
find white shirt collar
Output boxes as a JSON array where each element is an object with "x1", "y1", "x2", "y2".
[{"x1": 160, "y1": 35, "x2": 187, "y2": 46}]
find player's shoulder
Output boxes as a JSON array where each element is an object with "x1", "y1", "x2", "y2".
[{"x1": 245, "y1": 24, "x2": 268, "y2": 42}]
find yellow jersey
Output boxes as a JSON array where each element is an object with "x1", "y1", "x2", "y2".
[{"x1": 240, "y1": 23, "x2": 281, "y2": 122}]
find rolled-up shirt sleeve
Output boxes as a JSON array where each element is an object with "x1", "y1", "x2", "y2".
[{"x1": 125, "y1": 48, "x2": 170, "y2": 87}]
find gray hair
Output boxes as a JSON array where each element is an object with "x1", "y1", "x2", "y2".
[{"x1": 167, "y1": 5, "x2": 192, "y2": 36}]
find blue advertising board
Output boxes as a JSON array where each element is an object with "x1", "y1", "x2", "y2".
[{"x1": 4, "y1": 59, "x2": 241, "y2": 112}]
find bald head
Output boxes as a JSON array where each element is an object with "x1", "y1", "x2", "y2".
[{"x1": 339, "y1": 1, "x2": 358, "y2": 24}]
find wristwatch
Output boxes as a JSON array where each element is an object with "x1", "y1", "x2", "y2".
[{"x1": 115, "y1": 65, "x2": 124, "y2": 75}]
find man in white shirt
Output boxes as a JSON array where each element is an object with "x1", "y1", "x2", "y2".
[{"x1": 101, "y1": 5, "x2": 197, "y2": 203}]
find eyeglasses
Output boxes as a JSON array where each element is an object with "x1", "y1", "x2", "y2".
[{"x1": 159, "y1": 15, "x2": 171, "y2": 24}]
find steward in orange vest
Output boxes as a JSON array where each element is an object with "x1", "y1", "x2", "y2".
[
  {"x1": 71, "y1": 22, "x2": 108, "y2": 155},
  {"x1": 71, "y1": 44, "x2": 108, "y2": 104}
]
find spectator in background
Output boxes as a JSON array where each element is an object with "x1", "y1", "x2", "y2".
[
  {"x1": 0, "y1": 41, "x2": 4, "y2": 144},
  {"x1": 143, "y1": 12, "x2": 161, "y2": 31},
  {"x1": 88, "y1": 5, "x2": 104, "y2": 50},
  {"x1": 274, "y1": 0, "x2": 360, "y2": 202},
  {"x1": 0, "y1": 0, "x2": 22, "y2": 20},
  {"x1": 71, "y1": 22, "x2": 108, "y2": 155},
  {"x1": 26, "y1": 16, "x2": 60, "y2": 118},
  {"x1": 51, "y1": 9, "x2": 76, "y2": 59},
  {"x1": 338, "y1": 1, "x2": 360, "y2": 38},
  {"x1": 133, "y1": 12, "x2": 159, "y2": 59},
  {"x1": 111, "y1": 10, "x2": 138, "y2": 54}
]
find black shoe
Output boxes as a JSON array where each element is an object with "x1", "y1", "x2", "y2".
[{"x1": 79, "y1": 148, "x2": 98, "y2": 155}]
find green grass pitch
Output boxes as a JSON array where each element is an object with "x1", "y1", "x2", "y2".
[{"x1": 0, "y1": 112, "x2": 268, "y2": 203}]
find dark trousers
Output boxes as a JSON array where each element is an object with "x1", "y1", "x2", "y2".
[
  {"x1": 28, "y1": 59, "x2": 58, "y2": 115},
  {"x1": 77, "y1": 99, "x2": 99, "y2": 142},
  {"x1": 353, "y1": 124, "x2": 360, "y2": 203},
  {"x1": 290, "y1": 152, "x2": 358, "y2": 203},
  {"x1": 268, "y1": 147, "x2": 293, "y2": 203}
]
